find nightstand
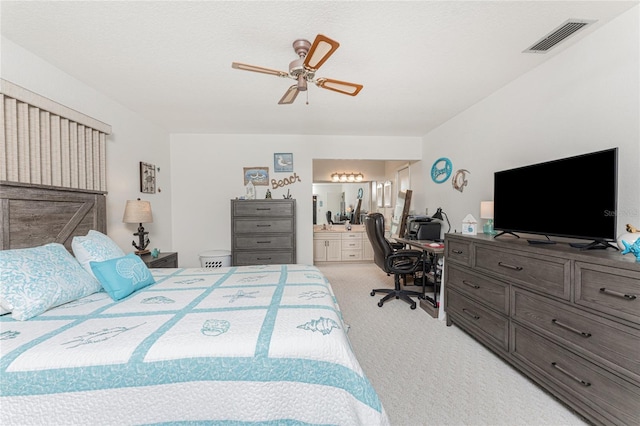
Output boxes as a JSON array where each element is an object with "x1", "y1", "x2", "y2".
[{"x1": 138, "y1": 252, "x2": 178, "y2": 268}]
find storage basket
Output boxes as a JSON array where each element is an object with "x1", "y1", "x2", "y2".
[{"x1": 199, "y1": 250, "x2": 231, "y2": 268}]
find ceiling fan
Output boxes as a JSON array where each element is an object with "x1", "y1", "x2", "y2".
[{"x1": 231, "y1": 34, "x2": 363, "y2": 105}]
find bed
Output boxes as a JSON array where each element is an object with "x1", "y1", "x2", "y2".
[{"x1": 0, "y1": 183, "x2": 389, "y2": 425}]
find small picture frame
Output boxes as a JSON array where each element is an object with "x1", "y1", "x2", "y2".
[
  {"x1": 140, "y1": 162, "x2": 156, "y2": 194},
  {"x1": 274, "y1": 153, "x2": 293, "y2": 173},
  {"x1": 243, "y1": 167, "x2": 269, "y2": 186}
]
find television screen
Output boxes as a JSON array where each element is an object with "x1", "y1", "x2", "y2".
[{"x1": 494, "y1": 148, "x2": 618, "y2": 244}]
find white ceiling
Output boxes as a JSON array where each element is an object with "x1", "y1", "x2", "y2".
[{"x1": 1, "y1": 1, "x2": 637, "y2": 137}]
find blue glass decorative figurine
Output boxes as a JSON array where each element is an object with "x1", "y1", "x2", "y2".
[
  {"x1": 620, "y1": 237, "x2": 640, "y2": 262},
  {"x1": 151, "y1": 248, "x2": 160, "y2": 258}
]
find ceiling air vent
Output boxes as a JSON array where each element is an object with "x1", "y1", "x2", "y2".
[{"x1": 524, "y1": 19, "x2": 596, "y2": 53}]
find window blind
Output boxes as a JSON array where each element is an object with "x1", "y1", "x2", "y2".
[{"x1": 0, "y1": 79, "x2": 111, "y2": 192}]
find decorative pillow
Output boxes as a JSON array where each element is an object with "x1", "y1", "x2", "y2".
[
  {"x1": 72, "y1": 230, "x2": 125, "y2": 277},
  {"x1": 90, "y1": 253, "x2": 155, "y2": 301},
  {"x1": 0, "y1": 243, "x2": 102, "y2": 321}
]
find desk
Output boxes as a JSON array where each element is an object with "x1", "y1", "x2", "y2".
[{"x1": 394, "y1": 238, "x2": 444, "y2": 317}]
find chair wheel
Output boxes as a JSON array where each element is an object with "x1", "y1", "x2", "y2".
[
  {"x1": 378, "y1": 301, "x2": 383, "y2": 307},
  {"x1": 370, "y1": 291, "x2": 376, "y2": 296},
  {"x1": 410, "y1": 303, "x2": 417, "y2": 309}
]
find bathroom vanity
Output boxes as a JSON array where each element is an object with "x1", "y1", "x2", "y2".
[{"x1": 313, "y1": 225, "x2": 374, "y2": 263}]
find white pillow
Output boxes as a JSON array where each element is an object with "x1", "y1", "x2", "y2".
[
  {"x1": 0, "y1": 243, "x2": 102, "y2": 321},
  {"x1": 72, "y1": 230, "x2": 126, "y2": 277}
]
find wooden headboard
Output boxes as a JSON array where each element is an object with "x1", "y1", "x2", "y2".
[{"x1": 0, "y1": 182, "x2": 106, "y2": 251}]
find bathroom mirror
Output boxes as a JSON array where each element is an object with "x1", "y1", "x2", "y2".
[{"x1": 312, "y1": 182, "x2": 372, "y2": 225}]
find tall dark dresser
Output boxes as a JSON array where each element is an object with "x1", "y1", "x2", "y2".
[{"x1": 230, "y1": 199, "x2": 296, "y2": 266}]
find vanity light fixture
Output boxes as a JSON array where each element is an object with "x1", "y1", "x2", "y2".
[{"x1": 330, "y1": 172, "x2": 364, "y2": 183}]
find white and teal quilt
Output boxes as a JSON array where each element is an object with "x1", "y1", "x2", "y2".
[{"x1": 1, "y1": 264, "x2": 389, "y2": 425}]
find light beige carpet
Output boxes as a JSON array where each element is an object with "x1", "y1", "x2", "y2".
[{"x1": 317, "y1": 262, "x2": 587, "y2": 426}]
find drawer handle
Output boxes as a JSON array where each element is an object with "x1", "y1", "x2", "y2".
[
  {"x1": 462, "y1": 308, "x2": 480, "y2": 320},
  {"x1": 498, "y1": 261, "x2": 523, "y2": 271},
  {"x1": 599, "y1": 287, "x2": 637, "y2": 300},
  {"x1": 462, "y1": 280, "x2": 480, "y2": 289},
  {"x1": 452, "y1": 249, "x2": 463, "y2": 254},
  {"x1": 256, "y1": 224, "x2": 271, "y2": 227},
  {"x1": 256, "y1": 241, "x2": 271, "y2": 244},
  {"x1": 551, "y1": 319, "x2": 592, "y2": 338},
  {"x1": 551, "y1": 362, "x2": 591, "y2": 387},
  {"x1": 256, "y1": 208, "x2": 271, "y2": 211},
  {"x1": 256, "y1": 257, "x2": 272, "y2": 260}
]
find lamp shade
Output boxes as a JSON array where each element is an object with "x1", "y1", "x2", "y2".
[
  {"x1": 480, "y1": 201, "x2": 494, "y2": 220},
  {"x1": 123, "y1": 199, "x2": 153, "y2": 224}
]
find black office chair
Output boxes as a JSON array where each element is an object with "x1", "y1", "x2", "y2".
[{"x1": 365, "y1": 213, "x2": 425, "y2": 309}]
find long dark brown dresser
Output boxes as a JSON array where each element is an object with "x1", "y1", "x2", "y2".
[
  {"x1": 444, "y1": 233, "x2": 640, "y2": 426},
  {"x1": 231, "y1": 199, "x2": 296, "y2": 266}
]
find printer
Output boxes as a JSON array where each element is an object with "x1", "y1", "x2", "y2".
[{"x1": 406, "y1": 215, "x2": 441, "y2": 240}]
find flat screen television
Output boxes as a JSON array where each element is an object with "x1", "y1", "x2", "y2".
[{"x1": 493, "y1": 148, "x2": 618, "y2": 249}]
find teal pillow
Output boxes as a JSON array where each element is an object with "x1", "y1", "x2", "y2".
[
  {"x1": 0, "y1": 243, "x2": 101, "y2": 320},
  {"x1": 90, "y1": 253, "x2": 155, "y2": 300}
]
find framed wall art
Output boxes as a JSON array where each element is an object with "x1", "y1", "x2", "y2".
[
  {"x1": 243, "y1": 167, "x2": 269, "y2": 186},
  {"x1": 140, "y1": 162, "x2": 156, "y2": 194},
  {"x1": 274, "y1": 153, "x2": 293, "y2": 173}
]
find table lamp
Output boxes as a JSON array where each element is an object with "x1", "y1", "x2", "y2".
[
  {"x1": 123, "y1": 199, "x2": 153, "y2": 254},
  {"x1": 480, "y1": 201, "x2": 496, "y2": 235}
]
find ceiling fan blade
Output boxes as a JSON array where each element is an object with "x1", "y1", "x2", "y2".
[
  {"x1": 232, "y1": 62, "x2": 289, "y2": 78},
  {"x1": 278, "y1": 85, "x2": 300, "y2": 105},
  {"x1": 303, "y1": 34, "x2": 340, "y2": 71},
  {"x1": 316, "y1": 78, "x2": 363, "y2": 96}
]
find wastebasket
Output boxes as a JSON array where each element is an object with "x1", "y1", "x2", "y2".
[{"x1": 199, "y1": 250, "x2": 231, "y2": 268}]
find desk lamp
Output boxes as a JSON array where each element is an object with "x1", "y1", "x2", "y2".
[
  {"x1": 480, "y1": 201, "x2": 497, "y2": 235},
  {"x1": 123, "y1": 199, "x2": 153, "y2": 254},
  {"x1": 432, "y1": 207, "x2": 451, "y2": 234}
]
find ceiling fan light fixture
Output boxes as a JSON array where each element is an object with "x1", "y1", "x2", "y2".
[
  {"x1": 317, "y1": 78, "x2": 363, "y2": 96},
  {"x1": 304, "y1": 35, "x2": 340, "y2": 70},
  {"x1": 297, "y1": 75, "x2": 307, "y2": 91}
]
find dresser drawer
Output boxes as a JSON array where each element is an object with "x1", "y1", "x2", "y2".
[
  {"x1": 446, "y1": 264, "x2": 509, "y2": 315},
  {"x1": 234, "y1": 251, "x2": 293, "y2": 265},
  {"x1": 575, "y1": 262, "x2": 640, "y2": 324},
  {"x1": 446, "y1": 288, "x2": 509, "y2": 350},
  {"x1": 234, "y1": 235, "x2": 293, "y2": 250},
  {"x1": 446, "y1": 238, "x2": 472, "y2": 266},
  {"x1": 234, "y1": 218, "x2": 294, "y2": 234},
  {"x1": 513, "y1": 288, "x2": 640, "y2": 383},
  {"x1": 232, "y1": 201, "x2": 294, "y2": 217},
  {"x1": 341, "y1": 239, "x2": 362, "y2": 250},
  {"x1": 512, "y1": 325, "x2": 640, "y2": 426},
  {"x1": 341, "y1": 249, "x2": 362, "y2": 261},
  {"x1": 475, "y1": 245, "x2": 570, "y2": 300}
]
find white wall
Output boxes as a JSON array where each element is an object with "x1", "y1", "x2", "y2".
[
  {"x1": 169, "y1": 134, "x2": 422, "y2": 266},
  {"x1": 421, "y1": 6, "x2": 640, "y2": 240},
  {"x1": 1, "y1": 37, "x2": 174, "y2": 253}
]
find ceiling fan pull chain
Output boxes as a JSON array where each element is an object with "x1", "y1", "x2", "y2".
[{"x1": 306, "y1": 90, "x2": 309, "y2": 105}]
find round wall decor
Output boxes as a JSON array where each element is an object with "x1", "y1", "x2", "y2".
[
  {"x1": 431, "y1": 157, "x2": 453, "y2": 183},
  {"x1": 452, "y1": 169, "x2": 470, "y2": 192}
]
